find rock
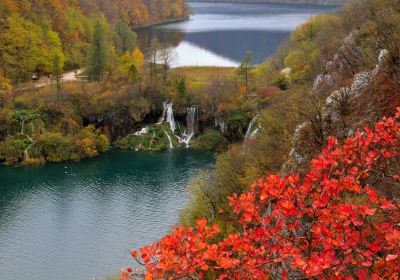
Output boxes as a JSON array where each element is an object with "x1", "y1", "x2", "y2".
[
  {"x1": 289, "y1": 149, "x2": 304, "y2": 164},
  {"x1": 312, "y1": 73, "x2": 335, "y2": 98},
  {"x1": 325, "y1": 60, "x2": 334, "y2": 72},
  {"x1": 130, "y1": 267, "x2": 146, "y2": 280},
  {"x1": 280, "y1": 67, "x2": 292, "y2": 77},
  {"x1": 324, "y1": 87, "x2": 351, "y2": 123},
  {"x1": 378, "y1": 49, "x2": 389, "y2": 66},
  {"x1": 351, "y1": 71, "x2": 373, "y2": 95}
]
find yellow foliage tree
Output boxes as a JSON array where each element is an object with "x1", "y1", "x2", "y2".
[
  {"x1": 132, "y1": 48, "x2": 144, "y2": 72},
  {"x1": 118, "y1": 48, "x2": 144, "y2": 81}
]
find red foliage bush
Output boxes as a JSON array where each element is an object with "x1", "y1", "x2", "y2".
[{"x1": 122, "y1": 108, "x2": 400, "y2": 280}]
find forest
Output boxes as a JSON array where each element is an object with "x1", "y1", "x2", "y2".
[{"x1": 0, "y1": 0, "x2": 189, "y2": 81}]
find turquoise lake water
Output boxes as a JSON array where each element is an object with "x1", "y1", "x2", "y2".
[{"x1": 0, "y1": 150, "x2": 214, "y2": 279}]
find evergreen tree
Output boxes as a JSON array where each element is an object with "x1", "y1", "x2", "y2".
[
  {"x1": 88, "y1": 21, "x2": 108, "y2": 81},
  {"x1": 177, "y1": 79, "x2": 186, "y2": 98},
  {"x1": 114, "y1": 19, "x2": 137, "y2": 55},
  {"x1": 236, "y1": 51, "x2": 253, "y2": 94}
]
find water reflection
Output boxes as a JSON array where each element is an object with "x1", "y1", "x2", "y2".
[{"x1": 136, "y1": 2, "x2": 338, "y2": 66}]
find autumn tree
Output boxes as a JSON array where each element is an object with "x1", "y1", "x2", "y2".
[{"x1": 119, "y1": 48, "x2": 144, "y2": 82}]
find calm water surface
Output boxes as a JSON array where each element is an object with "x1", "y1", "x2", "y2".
[
  {"x1": 137, "y1": 2, "x2": 338, "y2": 66},
  {"x1": 0, "y1": 150, "x2": 214, "y2": 280}
]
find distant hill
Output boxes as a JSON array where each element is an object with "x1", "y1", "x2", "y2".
[{"x1": 190, "y1": 0, "x2": 347, "y2": 5}]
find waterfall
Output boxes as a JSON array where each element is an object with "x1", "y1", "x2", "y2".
[
  {"x1": 245, "y1": 114, "x2": 260, "y2": 140},
  {"x1": 24, "y1": 135, "x2": 34, "y2": 161},
  {"x1": 177, "y1": 106, "x2": 198, "y2": 146},
  {"x1": 158, "y1": 101, "x2": 176, "y2": 132},
  {"x1": 21, "y1": 119, "x2": 25, "y2": 134},
  {"x1": 215, "y1": 117, "x2": 226, "y2": 134},
  {"x1": 133, "y1": 126, "x2": 149, "y2": 136},
  {"x1": 164, "y1": 131, "x2": 174, "y2": 148}
]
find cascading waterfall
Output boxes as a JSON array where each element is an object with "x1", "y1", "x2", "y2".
[
  {"x1": 133, "y1": 126, "x2": 149, "y2": 136},
  {"x1": 164, "y1": 131, "x2": 174, "y2": 148},
  {"x1": 178, "y1": 106, "x2": 198, "y2": 146},
  {"x1": 158, "y1": 101, "x2": 176, "y2": 132},
  {"x1": 18, "y1": 118, "x2": 35, "y2": 161},
  {"x1": 131, "y1": 102, "x2": 199, "y2": 150},
  {"x1": 215, "y1": 116, "x2": 226, "y2": 134},
  {"x1": 21, "y1": 119, "x2": 25, "y2": 134},
  {"x1": 24, "y1": 135, "x2": 34, "y2": 161},
  {"x1": 245, "y1": 114, "x2": 260, "y2": 140}
]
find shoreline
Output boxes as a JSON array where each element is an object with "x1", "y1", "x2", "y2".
[
  {"x1": 133, "y1": 16, "x2": 190, "y2": 30},
  {"x1": 187, "y1": 0, "x2": 344, "y2": 6}
]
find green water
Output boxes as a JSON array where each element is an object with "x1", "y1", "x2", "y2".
[{"x1": 0, "y1": 150, "x2": 214, "y2": 280}]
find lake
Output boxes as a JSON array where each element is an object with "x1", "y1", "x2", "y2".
[
  {"x1": 0, "y1": 150, "x2": 214, "y2": 280},
  {"x1": 136, "y1": 1, "x2": 338, "y2": 67}
]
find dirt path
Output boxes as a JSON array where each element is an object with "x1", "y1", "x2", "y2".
[{"x1": 34, "y1": 69, "x2": 84, "y2": 88}]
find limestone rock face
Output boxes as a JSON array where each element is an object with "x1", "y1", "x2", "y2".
[
  {"x1": 312, "y1": 31, "x2": 362, "y2": 99},
  {"x1": 290, "y1": 122, "x2": 314, "y2": 163},
  {"x1": 351, "y1": 71, "x2": 374, "y2": 95},
  {"x1": 324, "y1": 87, "x2": 351, "y2": 123},
  {"x1": 288, "y1": 48, "x2": 393, "y2": 174}
]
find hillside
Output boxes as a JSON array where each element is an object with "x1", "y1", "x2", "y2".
[{"x1": 0, "y1": 0, "x2": 189, "y2": 81}]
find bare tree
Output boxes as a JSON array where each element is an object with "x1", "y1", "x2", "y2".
[
  {"x1": 147, "y1": 37, "x2": 161, "y2": 80},
  {"x1": 159, "y1": 45, "x2": 176, "y2": 82}
]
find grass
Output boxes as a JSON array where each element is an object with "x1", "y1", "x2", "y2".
[{"x1": 171, "y1": 66, "x2": 235, "y2": 84}]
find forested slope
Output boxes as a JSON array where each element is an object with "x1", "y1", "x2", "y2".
[{"x1": 0, "y1": 0, "x2": 188, "y2": 82}]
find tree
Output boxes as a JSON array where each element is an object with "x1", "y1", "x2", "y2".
[
  {"x1": 125, "y1": 108, "x2": 400, "y2": 280},
  {"x1": 159, "y1": 45, "x2": 175, "y2": 82},
  {"x1": 47, "y1": 30, "x2": 65, "y2": 105},
  {"x1": 147, "y1": 37, "x2": 161, "y2": 79},
  {"x1": 114, "y1": 19, "x2": 136, "y2": 55},
  {"x1": 0, "y1": 70, "x2": 12, "y2": 108},
  {"x1": 177, "y1": 79, "x2": 186, "y2": 98},
  {"x1": 87, "y1": 21, "x2": 109, "y2": 81},
  {"x1": 0, "y1": 14, "x2": 51, "y2": 82},
  {"x1": 118, "y1": 48, "x2": 144, "y2": 82},
  {"x1": 132, "y1": 48, "x2": 144, "y2": 72},
  {"x1": 236, "y1": 51, "x2": 253, "y2": 94}
]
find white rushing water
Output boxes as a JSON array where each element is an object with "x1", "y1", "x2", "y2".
[
  {"x1": 159, "y1": 102, "x2": 176, "y2": 132},
  {"x1": 215, "y1": 116, "x2": 226, "y2": 134},
  {"x1": 245, "y1": 114, "x2": 260, "y2": 140},
  {"x1": 133, "y1": 126, "x2": 149, "y2": 136},
  {"x1": 164, "y1": 131, "x2": 174, "y2": 148},
  {"x1": 134, "y1": 102, "x2": 199, "y2": 148},
  {"x1": 177, "y1": 106, "x2": 198, "y2": 146}
]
